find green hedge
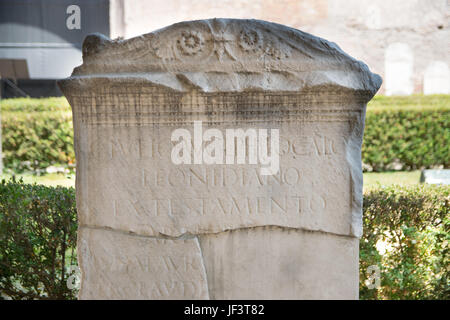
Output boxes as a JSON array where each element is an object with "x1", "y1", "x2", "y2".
[
  {"x1": 0, "y1": 179, "x2": 77, "y2": 299},
  {"x1": 1, "y1": 98, "x2": 74, "y2": 173},
  {"x1": 0, "y1": 95, "x2": 449, "y2": 173},
  {"x1": 0, "y1": 180, "x2": 448, "y2": 299},
  {"x1": 360, "y1": 184, "x2": 449, "y2": 300},
  {"x1": 363, "y1": 95, "x2": 450, "y2": 172}
]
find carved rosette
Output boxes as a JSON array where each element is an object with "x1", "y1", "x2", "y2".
[
  {"x1": 153, "y1": 22, "x2": 294, "y2": 63},
  {"x1": 239, "y1": 29, "x2": 263, "y2": 52},
  {"x1": 177, "y1": 31, "x2": 205, "y2": 56}
]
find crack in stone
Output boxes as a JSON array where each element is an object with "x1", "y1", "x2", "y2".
[
  {"x1": 194, "y1": 236, "x2": 211, "y2": 300},
  {"x1": 79, "y1": 224, "x2": 358, "y2": 240}
]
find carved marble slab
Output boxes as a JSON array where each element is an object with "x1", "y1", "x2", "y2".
[
  {"x1": 78, "y1": 227, "x2": 209, "y2": 299},
  {"x1": 58, "y1": 18, "x2": 381, "y2": 299}
]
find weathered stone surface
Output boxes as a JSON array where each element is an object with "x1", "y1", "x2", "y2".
[
  {"x1": 58, "y1": 19, "x2": 381, "y2": 299},
  {"x1": 68, "y1": 119, "x2": 363, "y2": 238},
  {"x1": 78, "y1": 227, "x2": 209, "y2": 299},
  {"x1": 198, "y1": 226, "x2": 359, "y2": 299},
  {"x1": 384, "y1": 42, "x2": 413, "y2": 96}
]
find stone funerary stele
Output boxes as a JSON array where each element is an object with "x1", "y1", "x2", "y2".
[{"x1": 58, "y1": 18, "x2": 382, "y2": 299}]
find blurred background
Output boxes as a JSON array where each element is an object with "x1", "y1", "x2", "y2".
[{"x1": 0, "y1": 0, "x2": 449, "y2": 97}]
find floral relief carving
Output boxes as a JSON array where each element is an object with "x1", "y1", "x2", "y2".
[
  {"x1": 177, "y1": 31, "x2": 205, "y2": 56},
  {"x1": 238, "y1": 29, "x2": 263, "y2": 52},
  {"x1": 153, "y1": 25, "x2": 293, "y2": 63}
]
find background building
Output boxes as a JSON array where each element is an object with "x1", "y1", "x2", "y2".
[
  {"x1": 0, "y1": 0, "x2": 109, "y2": 97},
  {"x1": 1, "y1": 0, "x2": 449, "y2": 96}
]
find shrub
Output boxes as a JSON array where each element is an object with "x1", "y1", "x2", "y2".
[
  {"x1": 0, "y1": 179, "x2": 77, "y2": 299},
  {"x1": 0, "y1": 179, "x2": 448, "y2": 300},
  {"x1": 1, "y1": 95, "x2": 449, "y2": 173},
  {"x1": 0, "y1": 97, "x2": 71, "y2": 113},
  {"x1": 363, "y1": 94, "x2": 450, "y2": 171},
  {"x1": 360, "y1": 184, "x2": 449, "y2": 300},
  {"x1": 1, "y1": 98, "x2": 74, "y2": 173}
]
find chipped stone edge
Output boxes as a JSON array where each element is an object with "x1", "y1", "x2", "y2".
[
  {"x1": 77, "y1": 225, "x2": 211, "y2": 299},
  {"x1": 58, "y1": 18, "x2": 382, "y2": 100}
]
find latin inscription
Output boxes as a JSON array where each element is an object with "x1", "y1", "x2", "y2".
[
  {"x1": 79, "y1": 228, "x2": 209, "y2": 299},
  {"x1": 80, "y1": 122, "x2": 352, "y2": 237}
]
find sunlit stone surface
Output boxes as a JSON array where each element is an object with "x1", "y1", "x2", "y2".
[{"x1": 58, "y1": 19, "x2": 381, "y2": 300}]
